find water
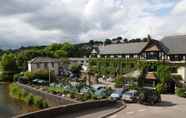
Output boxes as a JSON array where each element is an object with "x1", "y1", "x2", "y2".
[{"x1": 0, "y1": 83, "x2": 38, "y2": 118}]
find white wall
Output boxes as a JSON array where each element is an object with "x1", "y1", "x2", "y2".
[
  {"x1": 177, "y1": 66, "x2": 186, "y2": 81},
  {"x1": 28, "y1": 62, "x2": 60, "y2": 76}
]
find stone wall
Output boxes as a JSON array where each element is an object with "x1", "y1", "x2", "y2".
[
  {"x1": 17, "y1": 82, "x2": 79, "y2": 106},
  {"x1": 15, "y1": 100, "x2": 122, "y2": 118}
]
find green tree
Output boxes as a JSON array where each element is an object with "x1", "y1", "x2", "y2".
[
  {"x1": 0, "y1": 53, "x2": 18, "y2": 81},
  {"x1": 69, "y1": 63, "x2": 81, "y2": 75},
  {"x1": 54, "y1": 50, "x2": 68, "y2": 58},
  {"x1": 104, "y1": 39, "x2": 112, "y2": 45},
  {"x1": 156, "y1": 65, "x2": 171, "y2": 93}
]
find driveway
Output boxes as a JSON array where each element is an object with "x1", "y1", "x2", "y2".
[{"x1": 108, "y1": 95, "x2": 186, "y2": 118}]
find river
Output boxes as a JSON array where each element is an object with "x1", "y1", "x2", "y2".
[{"x1": 0, "y1": 83, "x2": 38, "y2": 118}]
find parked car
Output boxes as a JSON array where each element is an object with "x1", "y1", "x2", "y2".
[
  {"x1": 18, "y1": 77, "x2": 29, "y2": 84},
  {"x1": 94, "y1": 89, "x2": 108, "y2": 99},
  {"x1": 91, "y1": 84, "x2": 106, "y2": 91},
  {"x1": 138, "y1": 87, "x2": 161, "y2": 105},
  {"x1": 91, "y1": 84, "x2": 109, "y2": 99},
  {"x1": 80, "y1": 86, "x2": 94, "y2": 94},
  {"x1": 110, "y1": 88, "x2": 124, "y2": 101},
  {"x1": 122, "y1": 90, "x2": 139, "y2": 102},
  {"x1": 32, "y1": 79, "x2": 48, "y2": 86}
]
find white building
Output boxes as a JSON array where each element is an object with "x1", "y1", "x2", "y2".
[{"x1": 28, "y1": 57, "x2": 61, "y2": 76}]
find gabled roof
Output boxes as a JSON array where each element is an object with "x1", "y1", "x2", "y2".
[
  {"x1": 161, "y1": 35, "x2": 186, "y2": 54},
  {"x1": 145, "y1": 72, "x2": 157, "y2": 80},
  {"x1": 28, "y1": 57, "x2": 60, "y2": 64},
  {"x1": 98, "y1": 42, "x2": 149, "y2": 55}
]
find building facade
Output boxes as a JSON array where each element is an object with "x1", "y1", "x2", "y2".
[
  {"x1": 91, "y1": 35, "x2": 186, "y2": 82},
  {"x1": 28, "y1": 57, "x2": 61, "y2": 76}
]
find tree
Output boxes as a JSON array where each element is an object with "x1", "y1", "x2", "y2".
[
  {"x1": 54, "y1": 50, "x2": 68, "y2": 58},
  {"x1": 156, "y1": 65, "x2": 171, "y2": 93},
  {"x1": 104, "y1": 39, "x2": 112, "y2": 45},
  {"x1": 69, "y1": 63, "x2": 81, "y2": 77},
  {"x1": 0, "y1": 53, "x2": 18, "y2": 81},
  {"x1": 123, "y1": 38, "x2": 128, "y2": 43},
  {"x1": 0, "y1": 53, "x2": 17, "y2": 71},
  {"x1": 89, "y1": 40, "x2": 95, "y2": 46}
]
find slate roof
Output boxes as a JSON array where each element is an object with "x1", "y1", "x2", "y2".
[
  {"x1": 98, "y1": 42, "x2": 149, "y2": 55},
  {"x1": 28, "y1": 57, "x2": 60, "y2": 64},
  {"x1": 161, "y1": 35, "x2": 186, "y2": 54}
]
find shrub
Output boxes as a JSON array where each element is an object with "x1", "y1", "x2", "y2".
[
  {"x1": 24, "y1": 93, "x2": 34, "y2": 105},
  {"x1": 9, "y1": 83, "x2": 48, "y2": 109},
  {"x1": 156, "y1": 83, "x2": 165, "y2": 94},
  {"x1": 176, "y1": 87, "x2": 186, "y2": 98},
  {"x1": 32, "y1": 69, "x2": 51, "y2": 80},
  {"x1": 23, "y1": 71, "x2": 33, "y2": 80},
  {"x1": 114, "y1": 76, "x2": 124, "y2": 88},
  {"x1": 128, "y1": 83, "x2": 138, "y2": 90},
  {"x1": 33, "y1": 96, "x2": 44, "y2": 108}
]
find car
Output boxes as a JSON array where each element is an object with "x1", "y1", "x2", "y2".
[
  {"x1": 91, "y1": 84, "x2": 109, "y2": 99},
  {"x1": 122, "y1": 90, "x2": 139, "y2": 102},
  {"x1": 110, "y1": 88, "x2": 124, "y2": 101},
  {"x1": 80, "y1": 86, "x2": 94, "y2": 94},
  {"x1": 138, "y1": 87, "x2": 161, "y2": 105},
  {"x1": 18, "y1": 77, "x2": 29, "y2": 84},
  {"x1": 94, "y1": 89, "x2": 108, "y2": 99},
  {"x1": 91, "y1": 84, "x2": 106, "y2": 91},
  {"x1": 32, "y1": 79, "x2": 40, "y2": 84}
]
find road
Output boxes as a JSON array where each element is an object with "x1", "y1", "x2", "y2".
[
  {"x1": 56, "y1": 101, "x2": 123, "y2": 118},
  {"x1": 109, "y1": 95, "x2": 186, "y2": 118}
]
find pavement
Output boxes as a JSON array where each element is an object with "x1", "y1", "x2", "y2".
[{"x1": 108, "y1": 95, "x2": 186, "y2": 118}]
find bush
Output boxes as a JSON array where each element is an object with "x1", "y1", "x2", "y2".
[
  {"x1": 32, "y1": 69, "x2": 51, "y2": 80},
  {"x1": 176, "y1": 87, "x2": 186, "y2": 98},
  {"x1": 156, "y1": 83, "x2": 165, "y2": 94},
  {"x1": 114, "y1": 76, "x2": 124, "y2": 88},
  {"x1": 9, "y1": 83, "x2": 48, "y2": 109},
  {"x1": 33, "y1": 96, "x2": 43, "y2": 108},
  {"x1": 128, "y1": 83, "x2": 138, "y2": 90},
  {"x1": 24, "y1": 93, "x2": 34, "y2": 105}
]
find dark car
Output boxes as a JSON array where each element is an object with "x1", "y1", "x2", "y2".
[
  {"x1": 138, "y1": 87, "x2": 161, "y2": 105},
  {"x1": 18, "y1": 77, "x2": 29, "y2": 84}
]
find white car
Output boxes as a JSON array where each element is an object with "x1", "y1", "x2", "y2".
[
  {"x1": 122, "y1": 90, "x2": 139, "y2": 102},
  {"x1": 110, "y1": 89, "x2": 124, "y2": 101}
]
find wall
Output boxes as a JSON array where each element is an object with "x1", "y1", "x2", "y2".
[
  {"x1": 28, "y1": 62, "x2": 60, "y2": 76},
  {"x1": 15, "y1": 100, "x2": 122, "y2": 118},
  {"x1": 177, "y1": 66, "x2": 186, "y2": 81},
  {"x1": 17, "y1": 83, "x2": 78, "y2": 106}
]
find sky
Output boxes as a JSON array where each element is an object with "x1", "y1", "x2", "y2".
[{"x1": 0, "y1": 0, "x2": 186, "y2": 49}]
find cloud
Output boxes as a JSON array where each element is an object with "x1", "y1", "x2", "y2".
[{"x1": 0, "y1": 0, "x2": 185, "y2": 48}]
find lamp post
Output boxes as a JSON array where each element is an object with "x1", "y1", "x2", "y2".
[{"x1": 49, "y1": 67, "x2": 51, "y2": 85}]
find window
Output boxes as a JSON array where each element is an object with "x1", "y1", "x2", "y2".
[
  {"x1": 170, "y1": 67, "x2": 177, "y2": 73},
  {"x1": 170, "y1": 55, "x2": 183, "y2": 61},
  {"x1": 44, "y1": 63, "x2": 48, "y2": 68},
  {"x1": 146, "y1": 51, "x2": 159, "y2": 60},
  {"x1": 129, "y1": 55, "x2": 133, "y2": 58},
  {"x1": 36, "y1": 63, "x2": 40, "y2": 68}
]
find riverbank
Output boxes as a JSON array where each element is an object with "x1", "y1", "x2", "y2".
[
  {"x1": 9, "y1": 83, "x2": 49, "y2": 109},
  {"x1": 0, "y1": 83, "x2": 39, "y2": 118}
]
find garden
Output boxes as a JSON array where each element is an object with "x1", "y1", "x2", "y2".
[{"x1": 47, "y1": 82, "x2": 113, "y2": 101}]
